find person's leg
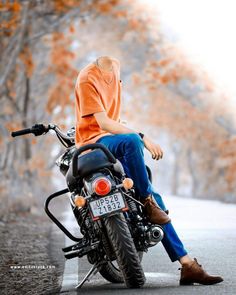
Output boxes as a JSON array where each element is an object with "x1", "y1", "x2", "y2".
[
  {"x1": 97, "y1": 133, "x2": 184, "y2": 260},
  {"x1": 150, "y1": 184, "x2": 223, "y2": 285},
  {"x1": 97, "y1": 133, "x2": 170, "y2": 224},
  {"x1": 96, "y1": 134, "x2": 223, "y2": 284},
  {"x1": 97, "y1": 133, "x2": 152, "y2": 199},
  {"x1": 150, "y1": 184, "x2": 188, "y2": 262}
]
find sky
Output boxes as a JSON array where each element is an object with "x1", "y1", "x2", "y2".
[{"x1": 146, "y1": 0, "x2": 236, "y2": 101}]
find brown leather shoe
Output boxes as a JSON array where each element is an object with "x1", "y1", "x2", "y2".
[
  {"x1": 142, "y1": 196, "x2": 171, "y2": 225},
  {"x1": 179, "y1": 258, "x2": 224, "y2": 285}
]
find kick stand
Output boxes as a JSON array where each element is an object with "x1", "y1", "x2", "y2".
[{"x1": 75, "y1": 261, "x2": 104, "y2": 289}]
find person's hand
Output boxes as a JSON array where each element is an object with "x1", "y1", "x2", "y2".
[{"x1": 143, "y1": 136, "x2": 163, "y2": 160}]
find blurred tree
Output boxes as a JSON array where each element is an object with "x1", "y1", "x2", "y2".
[
  {"x1": 0, "y1": 0, "x2": 98, "y2": 213},
  {"x1": 0, "y1": 0, "x2": 235, "y2": 217}
]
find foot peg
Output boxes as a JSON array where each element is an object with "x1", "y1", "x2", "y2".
[
  {"x1": 62, "y1": 243, "x2": 80, "y2": 253},
  {"x1": 64, "y1": 241, "x2": 99, "y2": 259},
  {"x1": 62, "y1": 238, "x2": 85, "y2": 253}
]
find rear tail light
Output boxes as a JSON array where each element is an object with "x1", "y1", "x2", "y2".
[{"x1": 93, "y1": 177, "x2": 112, "y2": 196}]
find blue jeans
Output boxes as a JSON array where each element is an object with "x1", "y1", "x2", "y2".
[{"x1": 96, "y1": 133, "x2": 188, "y2": 262}]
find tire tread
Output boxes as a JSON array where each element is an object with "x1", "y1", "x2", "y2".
[{"x1": 104, "y1": 213, "x2": 146, "y2": 288}]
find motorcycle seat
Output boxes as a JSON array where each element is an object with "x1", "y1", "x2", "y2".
[{"x1": 66, "y1": 149, "x2": 113, "y2": 191}]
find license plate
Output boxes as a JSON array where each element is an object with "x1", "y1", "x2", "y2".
[{"x1": 89, "y1": 192, "x2": 126, "y2": 218}]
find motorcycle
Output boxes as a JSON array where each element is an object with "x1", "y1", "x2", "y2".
[{"x1": 11, "y1": 123, "x2": 164, "y2": 289}]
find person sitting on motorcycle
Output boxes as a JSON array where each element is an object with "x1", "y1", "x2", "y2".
[{"x1": 74, "y1": 56, "x2": 223, "y2": 286}]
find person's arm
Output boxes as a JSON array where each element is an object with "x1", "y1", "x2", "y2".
[
  {"x1": 94, "y1": 112, "x2": 163, "y2": 160},
  {"x1": 94, "y1": 111, "x2": 136, "y2": 134}
]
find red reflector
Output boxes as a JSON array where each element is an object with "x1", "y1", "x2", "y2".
[
  {"x1": 93, "y1": 178, "x2": 111, "y2": 196},
  {"x1": 122, "y1": 207, "x2": 129, "y2": 212},
  {"x1": 92, "y1": 216, "x2": 100, "y2": 221}
]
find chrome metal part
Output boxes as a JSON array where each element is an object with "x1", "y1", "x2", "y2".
[{"x1": 145, "y1": 225, "x2": 164, "y2": 247}]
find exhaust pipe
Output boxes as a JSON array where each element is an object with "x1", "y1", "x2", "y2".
[{"x1": 146, "y1": 225, "x2": 164, "y2": 247}]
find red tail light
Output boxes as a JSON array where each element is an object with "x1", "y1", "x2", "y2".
[{"x1": 93, "y1": 177, "x2": 112, "y2": 196}]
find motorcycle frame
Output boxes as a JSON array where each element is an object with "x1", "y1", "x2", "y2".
[{"x1": 44, "y1": 188, "x2": 82, "y2": 242}]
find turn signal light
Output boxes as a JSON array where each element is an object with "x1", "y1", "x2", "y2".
[
  {"x1": 74, "y1": 195, "x2": 86, "y2": 208},
  {"x1": 93, "y1": 178, "x2": 112, "y2": 196},
  {"x1": 122, "y1": 178, "x2": 133, "y2": 190}
]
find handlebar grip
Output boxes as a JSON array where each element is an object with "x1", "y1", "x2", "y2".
[{"x1": 11, "y1": 128, "x2": 32, "y2": 137}]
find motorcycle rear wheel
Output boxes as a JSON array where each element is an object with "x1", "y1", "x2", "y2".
[
  {"x1": 103, "y1": 213, "x2": 146, "y2": 288},
  {"x1": 99, "y1": 252, "x2": 143, "y2": 283}
]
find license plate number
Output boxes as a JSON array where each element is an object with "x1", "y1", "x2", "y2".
[{"x1": 89, "y1": 192, "x2": 126, "y2": 218}]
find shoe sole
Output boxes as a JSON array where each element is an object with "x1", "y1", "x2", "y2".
[
  {"x1": 180, "y1": 279, "x2": 224, "y2": 286},
  {"x1": 179, "y1": 280, "x2": 194, "y2": 285}
]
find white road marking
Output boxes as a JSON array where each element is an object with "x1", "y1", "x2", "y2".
[
  {"x1": 61, "y1": 208, "x2": 80, "y2": 292},
  {"x1": 145, "y1": 272, "x2": 177, "y2": 278}
]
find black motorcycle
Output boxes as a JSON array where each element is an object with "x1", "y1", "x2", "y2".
[{"x1": 11, "y1": 123, "x2": 164, "y2": 289}]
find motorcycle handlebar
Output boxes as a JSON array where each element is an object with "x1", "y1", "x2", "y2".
[
  {"x1": 11, "y1": 124, "x2": 49, "y2": 137},
  {"x1": 11, "y1": 128, "x2": 32, "y2": 137},
  {"x1": 11, "y1": 124, "x2": 74, "y2": 148}
]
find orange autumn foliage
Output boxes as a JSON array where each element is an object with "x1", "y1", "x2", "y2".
[
  {"x1": 96, "y1": 0, "x2": 120, "y2": 14},
  {"x1": 53, "y1": 0, "x2": 81, "y2": 12},
  {"x1": 19, "y1": 46, "x2": 34, "y2": 78},
  {"x1": 47, "y1": 32, "x2": 78, "y2": 113},
  {"x1": 158, "y1": 58, "x2": 172, "y2": 67},
  {"x1": 0, "y1": 0, "x2": 21, "y2": 36}
]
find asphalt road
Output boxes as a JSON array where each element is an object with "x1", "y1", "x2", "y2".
[{"x1": 59, "y1": 195, "x2": 236, "y2": 295}]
